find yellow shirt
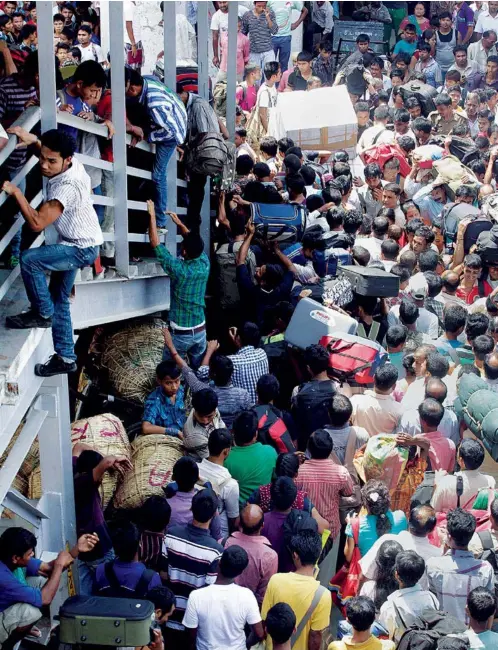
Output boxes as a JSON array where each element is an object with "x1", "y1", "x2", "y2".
[
  {"x1": 261, "y1": 573, "x2": 331, "y2": 650},
  {"x1": 329, "y1": 637, "x2": 395, "y2": 650}
]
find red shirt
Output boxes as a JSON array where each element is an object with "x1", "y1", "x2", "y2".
[
  {"x1": 96, "y1": 90, "x2": 113, "y2": 162},
  {"x1": 456, "y1": 280, "x2": 491, "y2": 305},
  {"x1": 426, "y1": 430, "x2": 456, "y2": 473}
]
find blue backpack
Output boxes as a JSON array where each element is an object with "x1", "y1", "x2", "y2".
[{"x1": 251, "y1": 203, "x2": 307, "y2": 244}]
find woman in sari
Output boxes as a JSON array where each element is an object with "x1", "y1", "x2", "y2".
[{"x1": 399, "y1": 3, "x2": 431, "y2": 36}]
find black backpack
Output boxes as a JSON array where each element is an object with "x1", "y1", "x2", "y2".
[
  {"x1": 395, "y1": 608, "x2": 467, "y2": 650},
  {"x1": 253, "y1": 404, "x2": 295, "y2": 454},
  {"x1": 293, "y1": 380, "x2": 336, "y2": 450},
  {"x1": 98, "y1": 561, "x2": 156, "y2": 599},
  {"x1": 477, "y1": 530, "x2": 498, "y2": 604},
  {"x1": 411, "y1": 473, "x2": 463, "y2": 510}
]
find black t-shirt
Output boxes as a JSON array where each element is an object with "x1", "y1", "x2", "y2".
[
  {"x1": 288, "y1": 70, "x2": 310, "y2": 91},
  {"x1": 438, "y1": 29, "x2": 455, "y2": 43}
]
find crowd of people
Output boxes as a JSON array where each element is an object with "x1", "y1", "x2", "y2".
[{"x1": 5, "y1": 2, "x2": 498, "y2": 650}]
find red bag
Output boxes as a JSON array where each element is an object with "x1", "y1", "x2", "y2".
[
  {"x1": 320, "y1": 334, "x2": 387, "y2": 386},
  {"x1": 362, "y1": 143, "x2": 412, "y2": 178},
  {"x1": 330, "y1": 516, "x2": 361, "y2": 613},
  {"x1": 429, "y1": 489, "x2": 492, "y2": 547}
]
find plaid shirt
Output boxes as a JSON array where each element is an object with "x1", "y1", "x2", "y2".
[
  {"x1": 154, "y1": 246, "x2": 209, "y2": 328},
  {"x1": 311, "y1": 54, "x2": 334, "y2": 86},
  {"x1": 198, "y1": 346, "x2": 269, "y2": 403},
  {"x1": 143, "y1": 385, "x2": 186, "y2": 435},
  {"x1": 425, "y1": 297, "x2": 444, "y2": 328}
]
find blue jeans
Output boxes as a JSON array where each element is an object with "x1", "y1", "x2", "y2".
[
  {"x1": 92, "y1": 184, "x2": 105, "y2": 225},
  {"x1": 78, "y1": 548, "x2": 115, "y2": 596},
  {"x1": 153, "y1": 140, "x2": 177, "y2": 228},
  {"x1": 163, "y1": 327, "x2": 207, "y2": 370},
  {"x1": 21, "y1": 244, "x2": 98, "y2": 361},
  {"x1": 272, "y1": 35, "x2": 292, "y2": 72},
  {"x1": 9, "y1": 170, "x2": 26, "y2": 261}
]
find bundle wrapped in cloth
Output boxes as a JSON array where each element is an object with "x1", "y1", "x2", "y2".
[
  {"x1": 354, "y1": 434, "x2": 409, "y2": 492},
  {"x1": 113, "y1": 435, "x2": 184, "y2": 509},
  {"x1": 455, "y1": 373, "x2": 498, "y2": 461}
]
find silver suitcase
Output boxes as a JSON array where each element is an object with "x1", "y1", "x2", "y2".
[{"x1": 285, "y1": 297, "x2": 358, "y2": 350}]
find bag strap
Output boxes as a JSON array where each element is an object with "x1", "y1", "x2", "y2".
[
  {"x1": 372, "y1": 128, "x2": 385, "y2": 145},
  {"x1": 134, "y1": 567, "x2": 156, "y2": 599},
  {"x1": 104, "y1": 561, "x2": 123, "y2": 594},
  {"x1": 456, "y1": 474, "x2": 464, "y2": 508},
  {"x1": 290, "y1": 584, "x2": 327, "y2": 649},
  {"x1": 437, "y1": 339, "x2": 461, "y2": 366},
  {"x1": 344, "y1": 427, "x2": 357, "y2": 474},
  {"x1": 392, "y1": 600, "x2": 410, "y2": 634},
  {"x1": 352, "y1": 514, "x2": 360, "y2": 546},
  {"x1": 228, "y1": 242, "x2": 235, "y2": 254},
  {"x1": 477, "y1": 529, "x2": 494, "y2": 551}
]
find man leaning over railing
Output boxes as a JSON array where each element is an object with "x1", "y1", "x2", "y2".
[{"x1": 2, "y1": 126, "x2": 103, "y2": 378}]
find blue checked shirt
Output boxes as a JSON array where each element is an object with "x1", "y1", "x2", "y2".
[
  {"x1": 198, "y1": 346, "x2": 269, "y2": 403},
  {"x1": 154, "y1": 246, "x2": 210, "y2": 328},
  {"x1": 140, "y1": 76, "x2": 187, "y2": 144},
  {"x1": 143, "y1": 385, "x2": 186, "y2": 436}
]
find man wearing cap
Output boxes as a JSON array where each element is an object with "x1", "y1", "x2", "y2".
[{"x1": 387, "y1": 275, "x2": 440, "y2": 340}]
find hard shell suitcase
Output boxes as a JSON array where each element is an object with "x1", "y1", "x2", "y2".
[
  {"x1": 251, "y1": 203, "x2": 307, "y2": 244},
  {"x1": 340, "y1": 265, "x2": 400, "y2": 298},
  {"x1": 320, "y1": 333, "x2": 388, "y2": 386},
  {"x1": 59, "y1": 595, "x2": 154, "y2": 646},
  {"x1": 285, "y1": 297, "x2": 358, "y2": 350}
]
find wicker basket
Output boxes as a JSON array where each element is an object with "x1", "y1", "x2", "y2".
[
  {"x1": 101, "y1": 320, "x2": 166, "y2": 404},
  {"x1": 113, "y1": 435, "x2": 184, "y2": 510},
  {"x1": 12, "y1": 473, "x2": 28, "y2": 497},
  {"x1": 28, "y1": 465, "x2": 41, "y2": 500},
  {"x1": 71, "y1": 413, "x2": 132, "y2": 508}
]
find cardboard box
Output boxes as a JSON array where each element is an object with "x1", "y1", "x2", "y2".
[{"x1": 269, "y1": 85, "x2": 358, "y2": 157}]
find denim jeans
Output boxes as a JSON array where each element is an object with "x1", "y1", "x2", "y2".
[
  {"x1": 92, "y1": 184, "x2": 105, "y2": 226},
  {"x1": 163, "y1": 327, "x2": 207, "y2": 370},
  {"x1": 21, "y1": 244, "x2": 98, "y2": 361},
  {"x1": 8, "y1": 170, "x2": 26, "y2": 261},
  {"x1": 100, "y1": 168, "x2": 115, "y2": 258},
  {"x1": 248, "y1": 49, "x2": 275, "y2": 73},
  {"x1": 78, "y1": 548, "x2": 115, "y2": 596},
  {"x1": 272, "y1": 35, "x2": 292, "y2": 72},
  {"x1": 153, "y1": 140, "x2": 177, "y2": 228}
]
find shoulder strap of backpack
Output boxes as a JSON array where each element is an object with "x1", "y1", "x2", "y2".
[
  {"x1": 477, "y1": 530, "x2": 495, "y2": 551},
  {"x1": 103, "y1": 561, "x2": 122, "y2": 595},
  {"x1": 456, "y1": 474, "x2": 464, "y2": 508},
  {"x1": 291, "y1": 585, "x2": 327, "y2": 649},
  {"x1": 392, "y1": 600, "x2": 410, "y2": 635},
  {"x1": 438, "y1": 339, "x2": 461, "y2": 366},
  {"x1": 134, "y1": 567, "x2": 156, "y2": 599},
  {"x1": 372, "y1": 128, "x2": 386, "y2": 146},
  {"x1": 228, "y1": 242, "x2": 235, "y2": 254}
]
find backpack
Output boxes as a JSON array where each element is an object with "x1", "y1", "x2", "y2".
[
  {"x1": 186, "y1": 131, "x2": 233, "y2": 178},
  {"x1": 216, "y1": 241, "x2": 241, "y2": 309},
  {"x1": 395, "y1": 608, "x2": 467, "y2": 650},
  {"x1": 476, "y1": 224, "x2": 498, "y2": 266},
  {"x1": 253, "y1": 404, "x2": 295, "y2": 454},
  {"x1": 99, "y1": 561, "x2": 155, "y2": 599},
  {"x1": 342, "y1": 63, "x2": 367, "y2": 97},
  {"x1": 293, "y1": 380, "x2": 336, "y2": 449},
  {"x1": 213, "y1": 80, "x2": 227, "y2": 117},
  {"x1": 246, "y1": 86, "x2": 272, "y2": 146},
  {"x1": 441, "y1": 202, "x2": 490, "y2": 254},
  {"x1": 195, "y1": 474, "x2": 231, "y2": 497},
  {"x1": 477, "y1": 530, "x2": 498, "y2": 603},
  {"x1": 283, "y1": 509, "x2": 318, "y2": 549},
  {"x1": 411, "y1": 464, "x2": 462, "y2": 510}
]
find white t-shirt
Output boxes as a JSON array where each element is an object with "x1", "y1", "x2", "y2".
[
  {"x1": 79, "y1": 42, "x2": 106, "y2": 64},
  {"x1": 257, "y1": 83, "x2": 278, "y2": 109},
  {"x1": 197, "y1": 459, "x2": 240, "y2": 538},
  {"x1": 123, "y1": 0, "x2": 140, "y2": 45},
  {"x1": 211, "y1": 7, "x2": 247, "y2": 34},
  {"x1": 183, "y1": 583, "x2": 261, "y2": 650}
]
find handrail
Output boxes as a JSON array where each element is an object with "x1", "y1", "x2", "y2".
[{"x1": 0, "y1": 106, "x2": 41, "y2": 168}]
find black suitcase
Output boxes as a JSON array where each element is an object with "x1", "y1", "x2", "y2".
[
  {"x1": 59, "y1": 596, "x2": 154, "y2": 646},
  {"x1": 340, "y1": 265, "x2": 400, "y2": 298},
  {"x1": 400, "y1": 81, "x2": 438, "y2": 117}
]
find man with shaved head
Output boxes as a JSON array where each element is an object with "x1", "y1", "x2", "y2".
[
  {"x1": 484, "y1": 352, "x2": 498, "y2": 391},
  {"x1": 224, "y1": 504, "x2": 278, "y2": 605},
  {"x1": 440, "y1": 271, "x2": 467, "y2": 308}
]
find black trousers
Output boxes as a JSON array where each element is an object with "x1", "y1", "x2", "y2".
[{"x1": 186, "y1": 171, "x2": 208, "y2": 233}]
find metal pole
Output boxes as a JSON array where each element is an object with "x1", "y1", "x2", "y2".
[
  {"x1": 163, "y1": 1, "x2": 178, "y2": 257},
  {"x1": 109, "y1": 1, "x2": 129, "y2": 278},
  {"x1": 196, "y1": 2, "x2": 210, "y2": 251},
  {"x1": 99, "y1": 0, "x2": 110, "y2": 63},
  {"x1": 226, "y1": 3, "x2": 238, "y2": 141},
  {"x1": 37, "y1": 1, "x2": 57, "y2": 133}
]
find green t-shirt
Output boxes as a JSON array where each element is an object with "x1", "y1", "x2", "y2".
[
  {"x1": 225, "y1": 442, "x2": 277, "y2": 504},
  {"x1": 267, "y1": 1, "x2": 303, "y2": 36},
  {"x1": 393, "y1": 39, "x2": 417, "y2": 57},
  {"x1": 477, "y1": 630, "x2": 498, "y2": 649}
]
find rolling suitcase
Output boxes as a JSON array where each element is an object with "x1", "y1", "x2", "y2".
[
  {"x1": 59, "y1": 595, "x2": 154, "y2": 646},
  {"x1": 251, "y1": 203, "x2": 307, "y2": 244},
  {"x1": 340, "y1": 265, "x2": 399, "y2": 298},
  {"x1": 285, "y1": 297, "x2": 358, "y2": 350}
]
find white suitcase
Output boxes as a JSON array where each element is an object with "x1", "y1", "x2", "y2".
[{"x1": 285, "y1": 297, "x2": 358, "y2": 350}]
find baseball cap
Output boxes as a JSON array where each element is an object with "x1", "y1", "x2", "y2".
[{"x1": 408, "y1": 273, "x2": 428, "y2": 301}]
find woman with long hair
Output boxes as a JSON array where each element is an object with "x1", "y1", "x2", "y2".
[
  {"x1": 400, "y1": 3, "x2": 431, "y2": 36},
  {"x1": 344, "y1": 480, "x2": 407, "y2": 561},
  {"x1": 360, "y1": 540, "x2": 403, "y2": 611}
]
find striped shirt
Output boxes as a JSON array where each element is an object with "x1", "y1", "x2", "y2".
[
  {"x1": 241, "y1": 8, "x2": 278, "y2": 53},
  {"x1": 46, "y1": 157, "x2": 103, "y2": 248},
  {"x1": 163, "y1": 523, "x2": 223, "y2": 631},
  {"x1": 140, "y1": 76, "x2": 187, "y2": 144},
  {"x1": 296, "y1": 458, "x2": 354, "y2": 539},
  {"x1": 154, "y1": 245, "x2": 209, "y2": 328},
  {"x1": 138, "y1": 531, "x2": 166, "y2": 572},
  {"x1": 0, "y1": 74, "x2": 37, "y2": 171}
]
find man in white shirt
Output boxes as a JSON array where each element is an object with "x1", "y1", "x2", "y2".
[
  {"x1": 431, "y1": 438, "x2": 496, "y2": 513},
  {"x1": 351, "y1": 364, "x2": 403, "y2": 436},
  {"x1": 360, "y1": 506, "x2": 443, "y2": 591},
  {"x1": 256, "y1": 61, "x2": 280, "y2": 134},
  {"x1": 76, "y1": 25, "x2": 107, "y2": 66},
  {"x1": 379, "y1": 551, "x2": 440, "y2": 644},
  {"x1": 357, "y1": 105, "x2": 395, "y2": 155},
  {"x1": 475, "y1": 2, "x2": 498, "y2": 35},
  {"x1": 211, "y1": 1, "x2": 248, "y2": 69},
  {"x1": 447, "y1": 45, "x2": 480, "y2": 88},
  {"x1": 124, "y1": 0, "x2": 142, "y2": 71},
  {"x1": 197, "y1": 429, "x2": 240, "y2": 539},
  {"x1": 4, "y1": 127, "x2": 102, "y2": 378},
  {"x1": 468, "y1": 28, "x2": 498, "y2": 72},
  {"x1": 183, "y1": 545, "x2": 264, "y2": 650}
]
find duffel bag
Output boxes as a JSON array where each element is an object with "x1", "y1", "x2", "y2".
[
  {"x1": 186, "y1": 131, "x2": 231, "y2": 177},
  {"x1": 251, "y1": 202, "x2": 307, "y2": 244},
  {"x1": 319, "y1": 333, "x2": 387, "y2": 386},
  {"x1": 400, "y1": 80, "x2": 438, "y2": 116},
  {"x1": 476, "y1": 224, "x2": 498, "y2": 266}
]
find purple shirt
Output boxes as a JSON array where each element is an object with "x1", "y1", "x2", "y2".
[
  {"x1": 225, "y1": 531, "x2": 278, "y2": 605},
  {"x1": 0, "y1": 558, "x2": 42, "y2": 612},
  {"x1": 261, "y1": 511, "x2": 294, "y2": 573},
  {"x1": 454, "y1": 2, "x2": 474, "y2": 40},
  {"x1": 166, "y1": 489, "x2": 222, "y2": 540}
]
